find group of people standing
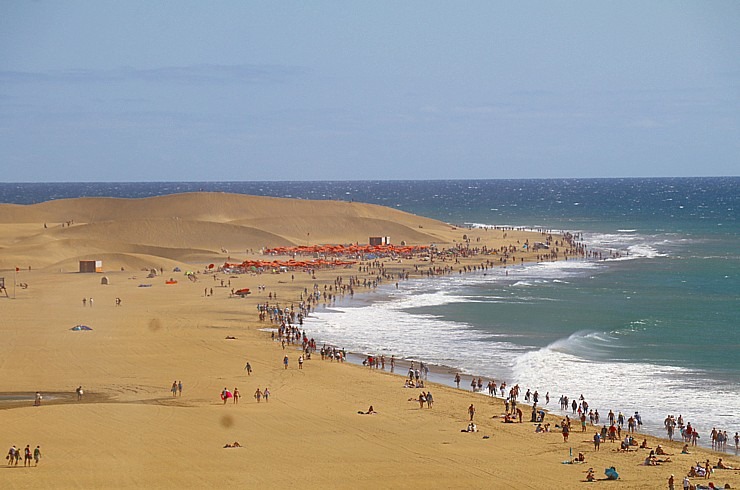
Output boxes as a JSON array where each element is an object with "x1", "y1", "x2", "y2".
[
  {"x1": 219, "y1": 386, "x2": 271, "y2": 404},
  {"x1": 6, "y1": 445, "x2": 41, "y2": 467},
  {"x1": 170, "y1": 381, "x2": 182, "y2": 397}
]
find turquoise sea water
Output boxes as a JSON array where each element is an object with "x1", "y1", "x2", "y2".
[{"x1": 2, "y1": 178, "x2": 738, "y2": 443}]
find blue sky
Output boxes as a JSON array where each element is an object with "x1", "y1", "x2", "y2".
[{"x1": 1, "y1": 1, "x2": 738, "y2": 181}]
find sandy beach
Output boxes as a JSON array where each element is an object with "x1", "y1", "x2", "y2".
[{"x1": 1, "y1": 193, "x2": 738, "y2": 489}]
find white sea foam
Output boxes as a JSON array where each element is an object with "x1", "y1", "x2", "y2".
[
  {"x1": 626, "y1": 243, "x2": 668, "y2": 258},
  {"x1": 311, "y1": 287, "x2": 740, "y2": 442},
  {"x1": 512, "y1": 339, "x2": 740, "y2": 440},
  {"x1": 306, "y1": 247, "x2": 738, "y2": 446},
  {"x1": 309, "y1": 299, "x2": 527, "y2": 375}
]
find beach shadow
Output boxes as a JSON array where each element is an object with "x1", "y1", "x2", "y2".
[
  {"x1": 0, "y1": 391, "x2": 111, "y2": 410},
  {"x1": 0, "y1": 391, "x2": 173, "y2": 410}
]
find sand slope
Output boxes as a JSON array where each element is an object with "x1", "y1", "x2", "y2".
[{"x1": 0, "y1": 193, "x2": 460, "y2": 270}]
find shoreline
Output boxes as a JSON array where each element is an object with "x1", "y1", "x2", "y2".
[
  {"x1": 2, "y1": 192, "x2": 738, "y2": 489},
  {"x1": 287, "y1": 258, "x2": 737, "y2": 454}
]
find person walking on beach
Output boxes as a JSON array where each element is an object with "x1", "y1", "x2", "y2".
[
  {"x1": 244, "y1": 361, "x2": 252, "y2": 375},
  {"x1": 7, "y1": 446, "x2": 18, "y2": 466},
  {"x1": 298, "y1": 355, "x2": 304, "y2": 369},
  {"x1": 178, "y1": 381, "x2": 182, "y2": 396},
  {"x1": 263, "y1": 387, "x2": 270, "y2": 402},
  {"x1": 426, "y1": 391, "x2": 433, "y2": 408},
  {"x1": 171, "y1": 381, "x2": 178, "y2": 397},
  {"x1": 593, "y1": 432, "x2": 601, "y2": 451},
  {"x1": 23, "y1": 445, "x2": 32, "y2": 467},
  {"x1": 89, "y1": 297, "x2": 93, "y2": 307},
  {"x1": 233, "y1": 387, "x2": 240, "y2": 404},
  {"x1": 76, "y1": 385, "x2": 84, "y2": 400},
  {"x1": 33, "y1": 446, "x2": 41, "y2": 466},
  {"x1": 468, "y1": 404, "x2": 476, "y2": 421},
  {"x1": 283, "y1": 355, "x2": 289, "y2": 369},
  {"x1": 254, "y1": 388, "x2": 262, "y2": 402},
  {"x1": 34, "y1": 392, "x2": 42, "y2": 406},
  {"x1": 454, "y1": 373, "x2": 461, "y2": 389}
]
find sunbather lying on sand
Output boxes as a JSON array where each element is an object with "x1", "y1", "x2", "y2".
[{"x1": 715, "y1": 458, "x2": 733, "y2": 469}]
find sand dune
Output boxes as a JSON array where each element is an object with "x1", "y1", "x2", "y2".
[
  {"x1": 228, "y1": 215, "x2": 446, "y2": 245},
  {"x1": 0, "y1": 192, "x2": 446, "y2": 230},
  {"x1": 49, "y1": 219, "x2": 294, "y2": 252},
  {"x1": 0, "y1": 193, "x2": 457, "y2": 270}
]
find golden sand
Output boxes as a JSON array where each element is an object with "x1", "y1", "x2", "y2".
[{"x1": 1, "y1": 193, "x2": 738, "y2": 489}]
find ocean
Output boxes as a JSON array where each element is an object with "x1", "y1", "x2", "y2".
[{"x1": 2, "y1": 178, "x2": 738, "y2": 445}]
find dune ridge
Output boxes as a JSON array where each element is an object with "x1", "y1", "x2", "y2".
[{"x1": 0, "y1": 193, "x2": 456, "y2": 270}]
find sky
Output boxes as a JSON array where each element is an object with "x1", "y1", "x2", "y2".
[{"x1": 1, "y1": 1, "x2": 738, "y2": 182}]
